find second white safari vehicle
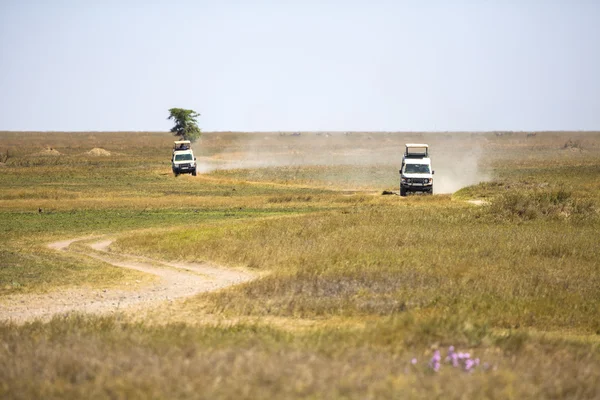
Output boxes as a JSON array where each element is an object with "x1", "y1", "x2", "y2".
[{"x1": 399, "y1": 143, "x2": 434, "y2": 196}]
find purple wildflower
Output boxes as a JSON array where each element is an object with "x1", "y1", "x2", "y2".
[
  {"x1": 411, "y1": 358, "x2": 418, "y2": 365},
  {"x1": 432, "y1": 350, "x2": 441, "y2": 364},
  {"x1": 445, "y1": 346, "x2": 455, "y2": 363},
  {"x1": 424, "y1": 346, "x2": 484, "y2": 373},
  {"x1": 451, "y1": 352, "x2": 459, "y2": 367},
  {"x1": 465, "y1": 359, "x2": 475, "y2": 371},
  {"x1": 429, "y1": 350, "x2": 442, "y2": 372}
]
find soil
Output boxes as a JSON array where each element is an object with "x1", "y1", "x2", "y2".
[
  {"x1": 0, "y1": 237, "x2": 254, "y2": 323},
  {"x1": 87, "y1": 148, "x2": 111, "y2": 156},
  {"x1": 37, "y1": 148, "x2": 62, "y2": 156},
  {"x1": 466, "y1": 199, "x2": 489, "y2": 206}
]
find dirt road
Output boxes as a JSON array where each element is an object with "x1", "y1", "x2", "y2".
[{"x1": 0, "y1": 237, "x2": 254, "y2": 323}]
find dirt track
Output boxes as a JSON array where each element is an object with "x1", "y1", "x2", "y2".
[{"x1": 0, "y1": 237, "x2": 254, "y2": 323}]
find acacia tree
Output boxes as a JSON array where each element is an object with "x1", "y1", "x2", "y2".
[{"x1": 167, "y1": 108, "x2": 201, "y2": 142}]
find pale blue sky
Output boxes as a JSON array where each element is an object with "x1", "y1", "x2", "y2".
[{"x1": 1, "y1": 0, "x2": 599, "y2": 131}]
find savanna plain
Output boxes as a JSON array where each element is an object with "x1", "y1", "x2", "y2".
[{"x1": 1, "y1": 130, "x2": 599, "y2": 399}]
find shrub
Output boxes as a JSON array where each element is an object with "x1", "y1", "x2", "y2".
[
  {"x1": 489, "y1": 189, "x2": 596, "y2": 221},
  {"x1": 0, "y1": 149, "x2": 10, "y2": 163},
  {"x1": 563, "y1": 139, "x2": 583, "y2": 150}
]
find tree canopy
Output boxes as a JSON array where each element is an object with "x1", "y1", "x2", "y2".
[{"x1": 167, "y1": 108, "x2": 201, "y2": 142}]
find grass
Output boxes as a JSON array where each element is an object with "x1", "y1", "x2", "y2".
[
  {"x1": 1, "y1": 314, "x2": 599, "y2": 399},
  {"x1": 0, "y1": 208, "x2": 302, "y2": 295},
  {"x1": 0, "y1": 205, "x2": 331, "y2": 295},
  {"x1": 114, "y1": 201, "x2": 600, "y2": 333},
  {"x1": 0, "y1": 131, "x2": 336, "y2": 293},
  {"x1": 1, "y1": 130, "x2": 600, "y2": 398}
]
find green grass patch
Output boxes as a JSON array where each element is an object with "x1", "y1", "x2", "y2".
[{"x1": 0, "y1": 207, "x2": 315, "y2": 294}]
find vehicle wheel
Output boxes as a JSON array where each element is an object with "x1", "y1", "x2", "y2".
[
  {"x1": 174, "y1": 172, "x2": 179, "y2": 177},
  {"x1": 192, "y1": 170, "x2": 197, "y2": 176},
  {"x1": 400, "y1": 187, "x2": 407, "y2": 197}
]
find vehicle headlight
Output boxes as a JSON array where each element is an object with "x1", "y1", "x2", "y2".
[{"x1": 401, "y1": 178, "x2": 406, "y2": 183}]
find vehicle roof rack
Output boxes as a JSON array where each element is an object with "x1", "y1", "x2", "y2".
[{"x1": 404, "y1": 143, "x2": 429, "y2": 158}]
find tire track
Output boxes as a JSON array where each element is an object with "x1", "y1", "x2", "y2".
[{"x1": 0, "y1": 237, "x2": 254, "y2": 323}]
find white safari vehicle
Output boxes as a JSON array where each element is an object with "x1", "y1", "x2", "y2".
[
  {"x1": 399, "y1": 144, "x2": 434, "y2": 196},
  {"x1": 171, "y1": 140, "x2": 197, "y2": 176}
]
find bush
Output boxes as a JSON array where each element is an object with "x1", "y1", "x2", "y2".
[
  {"x1": 489, "y1": 189, "x2": 596, "y2": 221},
  {"x1": 563, "y1": 139, "x2": 583, "y2": 150},
  {"x1": 0, "y1": 149, "x2": 9, "y2": 163}
]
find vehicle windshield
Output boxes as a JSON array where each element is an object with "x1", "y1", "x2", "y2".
[
  {"x1": 174, "y1": 154, "x2": 193, "y2": 161},
  {"x1": 404, "y1": 164, "x2": 430, "y2": 174}
]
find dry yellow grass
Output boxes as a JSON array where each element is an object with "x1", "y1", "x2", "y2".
[{"x1": 1, "y1": 130, "x2": 600, "y2": 399}]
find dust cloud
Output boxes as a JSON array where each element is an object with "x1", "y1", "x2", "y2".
[
  {"x1": 430, "y1": 140, "x2": 490, "y2": 194},
  {"x1": 193, "y1": 132, "x2": 490, "y2": 193}
]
